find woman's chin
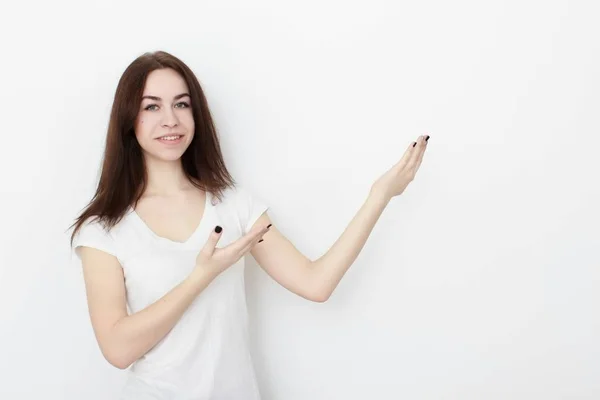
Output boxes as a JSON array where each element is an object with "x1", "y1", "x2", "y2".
[{"x1": 144, "y1": 150, "x2": 187, "y2": 163}]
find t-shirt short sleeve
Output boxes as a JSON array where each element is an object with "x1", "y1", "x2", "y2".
[
  {"x1": 234, "y1": 186, "x2": 270, "y2": 235},
  {"x1": 71, "y1": 217, "x2": 118, "y2": 261}
]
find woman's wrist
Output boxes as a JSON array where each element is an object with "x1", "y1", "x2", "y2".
[{"x1": 188, "y1": 266, "x2": 218, "y2": 289}]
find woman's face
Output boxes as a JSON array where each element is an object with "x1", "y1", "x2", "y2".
[{"x1": 134, "y1": 68, "x2": 195, "y2": 162}]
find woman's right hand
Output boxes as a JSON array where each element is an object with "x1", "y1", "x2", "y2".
[{"x1": 193, "y1": 223, "x2": 271, "y2": 278}]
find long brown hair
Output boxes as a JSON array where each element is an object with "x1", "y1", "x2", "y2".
[{"x1": 69, "y1": 50, "x2": 235, "y2": 246}]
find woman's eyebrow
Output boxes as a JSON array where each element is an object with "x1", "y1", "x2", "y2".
[{"x1": 141, "y1": 93, "x2": 191, "y2": 101}]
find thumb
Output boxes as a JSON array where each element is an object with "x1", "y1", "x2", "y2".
[{"x1": 201, "y1": 225, "x2": 223, "y2": 257}]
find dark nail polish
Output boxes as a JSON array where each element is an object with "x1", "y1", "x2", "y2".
[
  {"x1": 425, "y1": 135, "x2": 430, "y2": 141},
  {"x1": 258, "y1": 239, "x2": 264, "y2": 243},
  {"x1": 215, "y1": 226, "x2": 222, "y2": 233},
  {"x1": 412, "y1": 142, "x2": 417, "y2": 147},
  {"x1": 267, "y1": 224, "x2": 272, "y2": 229}
]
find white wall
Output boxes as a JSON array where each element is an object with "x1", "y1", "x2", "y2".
[{"x1": 1, "y1": 0, "x2": 598, "y2": 399}]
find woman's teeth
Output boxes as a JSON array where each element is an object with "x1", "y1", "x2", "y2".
[{"x1": 159, "y1": 135, "x2": 182, "y2": 141}]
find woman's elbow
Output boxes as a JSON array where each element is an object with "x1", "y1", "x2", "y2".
[
  {"x1": 100, "y1": 343, "x2": 134, "y2": 370},
  {"x1": 108, "y1": 356, "x2": 132, "y2": 370},
  {"x1": 307, "y1": 287, "x2": 331, "y2": 303}
]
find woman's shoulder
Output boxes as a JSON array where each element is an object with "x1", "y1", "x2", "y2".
[
  {"x1": 75, "y1": 212, "x2": 132, "y2": 243},
  {"x1": 212, "y1": 184, "x2": 269, "y2": 235}
]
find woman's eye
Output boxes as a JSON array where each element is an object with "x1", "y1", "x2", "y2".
[{"x1": 144, "y1": 102, "x2": 189, "y2": 111}]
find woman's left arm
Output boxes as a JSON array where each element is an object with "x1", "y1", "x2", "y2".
[{"x1": 250, "y1": 135, "x2": 430, "y2": 302}]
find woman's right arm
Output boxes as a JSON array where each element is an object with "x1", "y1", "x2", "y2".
[
  {"x1": 80, "y1": 246, "x2": 216, "y2": 369},
  {"x1": 79, "y1": 223, "x2": 270, "y2": 370}
]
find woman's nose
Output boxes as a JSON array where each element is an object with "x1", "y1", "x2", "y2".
[{"x1": 161, "y1": 108, "x2": 179, "y2": 127}]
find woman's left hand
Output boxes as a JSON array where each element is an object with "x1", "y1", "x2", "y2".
[{"x1": 370, "y1": 135, "x2": 430, "y2": 202}]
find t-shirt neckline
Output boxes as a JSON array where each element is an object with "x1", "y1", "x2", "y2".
[{"x1": 128, "y1": 191, "x2": 213, "y2": 249}]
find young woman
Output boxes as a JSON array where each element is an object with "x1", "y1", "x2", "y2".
[{"x1": 69, "y1": 50, "x2": 430, "y2": 399}]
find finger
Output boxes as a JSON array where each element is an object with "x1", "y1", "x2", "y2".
[
  {"x1": 406, "y1": 135, "x2": 426, "y2": 169},
  {"x1": 393, "y1": 140, "x2": 419, "y2": 171},
  {"x1": 239, "y1": 233, "x2": 266, "y2": 255},
  {"x1": 200, "y1": 225, "x2": 223, "y2": 257},
  {"x1": 226, "y1": 224, "x2": 271, "y2": 256},
  {"x1": 233, "y1": 233, "x2": 267, "y2": 259},
  {"x1": 240, "y1": 223, "x2": 273, "y2": 254},
  {"x1": 413, "y1": 135, "x2": 430, "y2": 172}
]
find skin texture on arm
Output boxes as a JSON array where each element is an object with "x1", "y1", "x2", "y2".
[
  {"x1": 79, "y1": 246, "x2": 217, "y2": 369},
  {"x1": 250, "y1": 192, "x2": 388, "y2": 302},
  {"x1": 251, "y1": 135, "x2": 430, "y2": 302}
]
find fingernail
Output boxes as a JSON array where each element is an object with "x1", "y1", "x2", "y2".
[
  {"x1": 425, "y1": 135, "x2": 430, "y2": 141},
  {"x1": 267, "y1": 224, "x2": 272, "y2": 229},
  {"x1": 215, "y1": 226, "x2": 222, "y2": 233},
  {"x1": 412, "y1": 142, "x2": 417, "y2": 147},
  {"x1": 258, "y1": 239, "x2": 264, "y2": 243}
]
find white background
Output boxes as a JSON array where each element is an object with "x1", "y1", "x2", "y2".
[{"x1": 1, "y1": 0, "x2": 598, "y2": 399}]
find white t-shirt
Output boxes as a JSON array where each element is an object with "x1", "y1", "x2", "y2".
[{"x1": 72, "y1": 185, "x2": 269, "y2": 400}]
